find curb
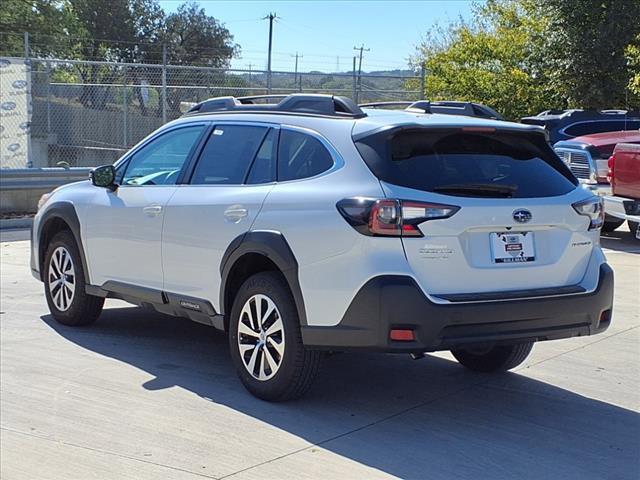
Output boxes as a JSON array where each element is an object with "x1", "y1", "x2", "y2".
[{"x1": 0, "y1": 217, "x2": 34, "y2": 230}]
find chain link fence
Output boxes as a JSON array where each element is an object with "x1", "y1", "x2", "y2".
[{"x1": 3, "y1": 55, "x2": 422, "y2": 169}]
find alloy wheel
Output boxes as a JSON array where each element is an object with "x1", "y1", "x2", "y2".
[
  {"x1": 48, "y1": 246, "x2": 76, "y2": 311},
  {"x1": 237, "y1": 294, "x2": 285, "y2": 381}
]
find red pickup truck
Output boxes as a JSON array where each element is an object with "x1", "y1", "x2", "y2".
[{"x1": 604, "y1": 143, "x2": 640, "y2": 239}]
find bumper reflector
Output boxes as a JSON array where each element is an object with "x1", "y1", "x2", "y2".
[{"x1": 390, "y1": 329, "x2": 415, "y2": 341}]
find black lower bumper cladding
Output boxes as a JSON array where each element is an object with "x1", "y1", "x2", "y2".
[{"x1": 301, "y1": 264, "x2": 614, "y2": 353}]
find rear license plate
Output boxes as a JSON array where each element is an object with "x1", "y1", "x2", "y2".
[{"x1": 490, "y1": 232, "x2": 535, "y2": 263}]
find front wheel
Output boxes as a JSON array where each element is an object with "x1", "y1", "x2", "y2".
[
  {"x1": 228, "y1": 272, "x2": 321, "y2": 401},
  {"x1": 44, "y1": 231, "x2": 104, "y2": 326},
  {"x1": 628, "y1": 221, "x2": 639, "y2": 240},
  {"x1": 451, "y1": 342, "x2": 533, "y2": 372}
]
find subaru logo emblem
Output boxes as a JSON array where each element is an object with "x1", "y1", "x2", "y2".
[{"x1": 513, "y1": 209, "x2": 532, "y2": 223}]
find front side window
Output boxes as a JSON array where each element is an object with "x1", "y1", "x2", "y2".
[
  {"x1": 122, "y1": 125, "x2": 205, "y2": 186},
  {"x1": 191, "y1": 125, "x2": 268, "y2": 185},
  {"x1": 278, "y1": 130, "x2": 334, "y2": 181}
]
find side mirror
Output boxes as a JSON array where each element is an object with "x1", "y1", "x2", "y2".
[{"x1": 90, "y1": 165, "x2": 117, "y2": 191}]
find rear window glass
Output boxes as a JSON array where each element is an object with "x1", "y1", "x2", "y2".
[{"x1": 355, "y1": 129, "x2": 578, "y2": 198}]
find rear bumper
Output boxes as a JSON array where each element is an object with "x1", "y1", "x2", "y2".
[
  {"x1": 603, "y1": 195, "x2": 640, "y2": 222},
  {"x1": 301, "y1": 264, "x2": 614, "y2": 352}
]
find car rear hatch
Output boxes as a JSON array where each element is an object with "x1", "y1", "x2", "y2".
[{"x1": 354, "y1": 124, "x2": 599, "y2": 297}]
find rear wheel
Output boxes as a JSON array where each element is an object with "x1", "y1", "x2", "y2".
[
  {"x1": 451, "y1": 342, "x2": 533, "y2": 372},
  {"x1": 602, "y1": 216, "x2": 624, "y2": 232},
  {"x1": 228, "y1": 272, "x2": 321, "y2": 401},
  {"x1": 628, "y1": 221, "x2": 639, "y2": 240},
  {"x1": 44, "y1": 231, "x2": 104, "y2": 326}
]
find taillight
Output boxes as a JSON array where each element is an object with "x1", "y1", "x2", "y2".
[
  {"x1": 607, "y1": 154, "x2": 615, "y2": 185},
  {"x1": 572, "y1": 197, "x2": 604, "y2": 230},
  {"x1": 336, "y1": 197, "x2": 459, "y2": 237}
]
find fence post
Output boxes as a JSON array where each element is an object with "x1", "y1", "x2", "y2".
[
  {"x1": 420, "y1": 63, "x2": 426, "y2": 100},
  {"x1": 46, "y1": 61, "x2": 51, "y2": 135},
  {"x1": 123, "y1": 66, "x2": 128, "y2": 147},
  {"x1": 24, "y1": 32, "x2": 29, "y2": 59},
  {"x1": 352, "y1": 57, "x2": 357, "y2": 102},
  {"x1": 161, "y1": 44, "x2": 167, "y2": 123}
]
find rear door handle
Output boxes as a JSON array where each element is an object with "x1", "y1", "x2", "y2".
[
  {"x1": 224, "y1": 206, "x2": 248, "y2": 222},
  {"x1": 143, "y1": 204, "x2": 163, "y2": 217}
]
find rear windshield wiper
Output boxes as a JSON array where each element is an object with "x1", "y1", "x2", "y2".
[{"x1": 432, "y1": 183, "x2": 518, "y2": 198}]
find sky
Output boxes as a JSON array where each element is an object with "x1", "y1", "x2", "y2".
[{"x1": 158, "y1": 0, "x2": 477, "y2": 72}]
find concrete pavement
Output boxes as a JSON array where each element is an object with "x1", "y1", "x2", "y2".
[{"x1": 1, "y1": 227, "x2": 638, "y2": 479}]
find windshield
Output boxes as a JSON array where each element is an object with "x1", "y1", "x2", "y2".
[{"x1": 355, "y1": 128, "x2": 578, "y2": 198}]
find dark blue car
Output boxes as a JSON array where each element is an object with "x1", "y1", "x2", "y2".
[{"x1": 521, "y1": 109, "x2": 640, "y2": 144}]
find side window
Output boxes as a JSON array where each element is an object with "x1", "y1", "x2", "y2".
[
  {"x1": 122, "y1": 125, "x2": 205, "y2": 186},
  {"x1": 247, "y1": 128, "x2": 277, "y2": 184},
  {"x1": 191, "y1": 125, "x2": 268, "y2": 185},
  {"x1": 278, "y1": 130, "x2": 334, "y2": 181}
]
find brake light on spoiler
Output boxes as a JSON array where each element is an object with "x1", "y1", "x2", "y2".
[{"x1": 336, "y1": 197, "x2": 460, "y2": 237}]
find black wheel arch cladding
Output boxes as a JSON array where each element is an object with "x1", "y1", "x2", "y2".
[
  {"x1": 220, "y1": 231, "x2": 307, "y2": 325},
  {"x1": 36, "y1": 202, "x2": 90, "y2": 283}
]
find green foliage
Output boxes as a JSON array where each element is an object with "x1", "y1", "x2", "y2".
[
  {"x1": 0, "y1": 0, "x2": 238, "y2": 68},
  {"x1": 412, "y1": 0, "x2": 551, "y2": 119},
  {"x1": 628, "y1": 35, "x2": 640, "y2": 96},
  {"x1": 413, "y1": 0, "x2": 640, "y2": 119},
  {"x1": 0, "y1": 1, "x2": 81, "y2": 57},
  {"x1": 538, "y1": 0, "x2": 640, "y2": 109}
]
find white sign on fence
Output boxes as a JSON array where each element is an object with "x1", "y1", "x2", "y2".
[{"x1": 0, "y1": 57, "x2": 32, "y2": 169}]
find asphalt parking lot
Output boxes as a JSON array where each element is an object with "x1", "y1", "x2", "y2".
[{"x1": 1, "y1": 227, "x2": 638, "y2": 480}]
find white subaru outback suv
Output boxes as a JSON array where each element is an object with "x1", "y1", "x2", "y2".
[{"x1": 32, "y1": 94, "x2": 614, "y2": 401}]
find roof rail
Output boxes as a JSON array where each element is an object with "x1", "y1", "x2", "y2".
[
  {"x1": 406, "y1": 101, "x2": 432, "y2": 113},
  {"x1": 184, "y1": 94, "x2": 366, "y2": 118},
  {"x1": 359, "y1": 101, "x2": 414, "y2": 108},
  {"x1": 358, "y1": 100, "x2": 432, "y2": 114}
]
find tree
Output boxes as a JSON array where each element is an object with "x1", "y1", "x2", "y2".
[
  {"x1": 627, "y1": 34, "x2": 640, "y2": 97},
  {"x1": 411, "y1": 0, "x2": 640, "y2": 119},
  {"x1": 0, "y1": 0, "x2": 80, "y2": 58},
  {"x1": 538, "y1": 0, "x2": 640, "y2": 109},
  {"x1": 150, "y1": 2, "x2": 239, "y2": 114},
  {"x1": 411, "y1": 0, "x2": 552, "y2": 119}
]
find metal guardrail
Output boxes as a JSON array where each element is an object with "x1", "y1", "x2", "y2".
[{"x1": 0, "y1": 167, "x2": 91, "y2": 191}]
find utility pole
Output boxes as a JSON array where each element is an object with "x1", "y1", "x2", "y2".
[
  {"x1": 353, "y1": 44, "x2": 369, "y2": 103},
  {"x1": 264, "y1": 12, "x2": 277, "y2": 94},
  {"x1": 161, "y1": 43, "x2": 167, "y2": 123},
  {"x1": 291, "y1": 52, "x2": 302, "y2": 92}
]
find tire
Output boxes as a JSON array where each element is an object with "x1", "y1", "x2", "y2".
[
  {"x1": 228, "y1": 271, "x2": 321, "y2": 401},
  {"x1": 628, "y1": 221, "x2": 639, "y2": 240},
  {"x1": 602, "y1": 216, "x2": 624, "y2": 232},
  {"x1": 43, "y1": 230, "x2": 104, "y2": 326},
  {"x1": 451, "y1": 342, "x2": 534, "y2": 373}
]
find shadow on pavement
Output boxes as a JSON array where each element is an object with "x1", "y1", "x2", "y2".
[
  {"x1": 41, "y1": 308, "x2": 640, "y2": 479},
  {"x1": 601, "y1": 226, "x2": 639, "y2": 254}
]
